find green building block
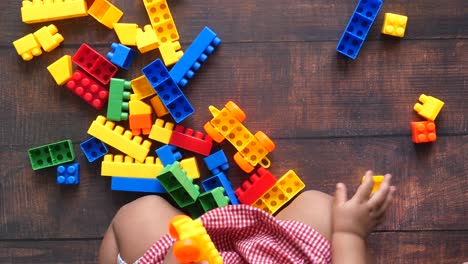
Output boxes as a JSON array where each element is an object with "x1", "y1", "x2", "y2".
[
  {"x1": 106, "y1": 78, "x2": 131, "y2": 121},
  {"x1": 199, "y1": 187, "x2": 230, "y2": 212},
  {"x1": 157, "y1": 162, "x2": 200, "y2": 208},
  {"x1": 183, "y1": 200, "x2": 205, "y2": 219},
  {"x1": 28, "y1": 140, "x2": 75, "y2": 170}
]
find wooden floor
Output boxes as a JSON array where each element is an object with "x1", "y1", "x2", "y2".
[{"x1": 1, "y1": 0, "x2": 466, "y2": 263}]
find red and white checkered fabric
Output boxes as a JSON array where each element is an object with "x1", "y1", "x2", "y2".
[{"x1": 139, "y1": 205, "x2": 331, "y2": 264}]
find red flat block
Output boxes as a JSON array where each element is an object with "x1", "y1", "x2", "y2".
[
  {"x1": 169, "y1": 125, "x2": 213, "y2": 156},
  {"x1": 235, "y1": 167, "x2": 277, "y2": 205},
  {"x1": 72, "y1": 44, "x2": 118, "y2": 85},
  {"x1": 129, "y1": 114, "x2": 153, "y2": 136},
  {"x1": 66, "y1": 70, "x2": 109, "y2": 110}
]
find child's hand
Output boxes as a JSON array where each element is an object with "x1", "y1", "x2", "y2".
[{"x1": 332, "y1": 171, "x2": 396, "y2": 239}]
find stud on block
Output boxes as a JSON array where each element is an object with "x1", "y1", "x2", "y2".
[
  {"x1": 12, "y1": 33, "x2": 42, "y2": 61},
  {"x1": 113, "y1": 23, "x2": 138, "y2": 46},
  {"x1": 169, "y1": 125, "x2": 213, "y2": 156},
  {"x1": 180, "y1": 157, "x2": 200, "y2": 179},
  {"x1": 101, "y1": 154, "x2": 163, "y2": 178},
  {"x1": 47, "y1": 55, "x2": 72, "y2": 85},
  {"x1": 156, "y1": 145, "x2": 182, "y2": 166},
  {"x1": 381, "y1": 13, "x2": 408, "y2": 37},
  {"x1": 72, "y1": 44, "x2": 118, "y2": 85},
  {"x1": 111, "y1": 177, "x2": 166, "y2": 193},
  {"x1": 154, "y1": 19, "x2": 180, "y2": 45},
  {"x1": 149, "y1": 119, "x2": 174, "y2": 144},
  {"x1": 33, "y1": 24, "x2": 64, "y2": 52},
  {"x1": 106, "y1": 43, "x2": 136, "y2": 70},
  {"x1": 411, "y1": 121, "x2": 437, "y2": 143},
  {"x1": 413, "y1": 94, "x2": 444, "y2": 121},
  {"x1": 88, "y1": 0, "x2": 123, "y2": 29},
  {"x1": 235, "y1": 167, "x2": 277, "y2": 205},
  {"x1": 57, "y1": 163, "x2": 80, "y2": 185},
  {"x1": 203, "y1": 149, "x2": 229, "y2": 175},
  {"x1": 142, "y1": 0, "x2": 176, "y2": 29},
  {"x1": 66, "y1": 70, "x2": 109, "y2": 110},
  {"x1": 107, "y1": 78, "x2": 132, "y2": 121},
  {"x1": 80, "y1": 137, "x2": 108, "y2": 162},
  {"x1": 21, "y1": 0, "x2": 88, "y2": 24},
  {"x1": 131, "y1": 75, "x2": 155, "y2": 100}
]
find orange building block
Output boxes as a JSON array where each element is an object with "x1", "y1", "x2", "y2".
[
  {"x1": 129, "y1": 114, "x2": 153, "y2": 136},
  {"x1": 411, "y1": 121, "x2": 436, "y2": 143}
]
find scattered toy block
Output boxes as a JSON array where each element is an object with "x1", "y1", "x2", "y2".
[
  {"x1": 33, "y1": 24, "x2": 64, "y2": 52},
  {"x1": 203, "y1": 149, "x2": 229, "y2": 175},
  {"x1": 28, "y1": 140, "x2": 75, "y2": 170},
  {"x1": 336, "y1": 0, "x2": 383, "y2": 59},
  {"x1": 361, "y1": 175, "x2": 384, "y2": 194},
  {"x1": 128, "y1": 100, "x2": 152, "y2": 135},
  {"x1": 169, "y1": 26, "x2": 221, "y2": 88},
  {"x1": 80, "y1": 137, "x2": 108, "y2": 162},
  {"x1": 111, "y1": 177, "x2": 166, "y2": 193},
  {"x1": 169, "y1": 125, "x2": 213, "y2": 156},
  {"x1": 66, "y1": 69, "x2": 109, "y2": 110},
  {"x1": 141, "y1": 57, "x2": 169, "y2": 88},
  {"x1": 21, "y1": 0, "x2": 88, "y2": 24},
  {"x1": 199, "y1": 187, "x2": 230, "y2": 212},
  {"x1": 12, "y1": 33, "x2": 42, "y2": 61},
  {"x1": 235, "y1": 167, "x2": 277, "y2": 205},
  {"x1": 149, "y1": 119, "x2": 174, "y2": 144},
  {"x1": 88, "y1": 0, "x2": 123, "y2": 29},
  {"x1": 101, "y1": 154, "x2": 163, "y2": 178},
  {"x1": 413, "y1": 94, "x2": 444, "y2": 121},
  {"x1": 159, "y1": 41, "x2": 183, "y2": 66},
  {"x1": 142, "y1": 0, "x2": 178, "y2": 36},
  {"x1": 154, "y1": 19, "x2": 180, "y2": 45},
  {"x1": 107, "y1": 78, "x2": 131, "y2": 121},
  {"x1": 47, "y1": 55, "x2": 73, "y2": 85},
  {"x1": 233, "y1": 131, "x2": 275, "y2": 173},
  {"x1": 72, "y1": 44, "x2": 118, "y2": 85},
  {"x1": 382, "y1": 13, "x2": 408, "y2": 37},
  {"x1": 411, "y1": 121, "x2": 437, "y2": 143},
  {"x1": 87, "y1": 115, "x2": 152, "y2": 162},
  {"x1": 156, "y1": 145, "x2": 182, "y2": 166},
  {"x1": 136, "y1": 25, "x2": 160, "y2": 53},
  {"x1": 106, "y1": 43, "x2": 136, "y2": 70},
  {"x1": 150, "y1": 95, "x2": 169, "y2": 117},
  {"x1": 180, "y1": 157, "x2": 200, "y2": 179},
  {"x1": 157, "y1": 162, "x2": 200, "y2": 208},
  {"x1": 202, "y1": 172, "x2": 239, "y2": 205},
  {"x1": 131, "y1": 75, "x2": 155, "y2": 100},
  {"x1": 113, "y1": 23, "x2": 138, "y2": 46},
  {"x1": 57, "y1": 163, "x2": 80, "y2": 185},
  {"x1": 183, "y1": 200, "x2": 205, "y2": 219}
]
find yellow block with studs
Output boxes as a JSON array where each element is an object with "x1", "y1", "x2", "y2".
[
  {"x1": 12, "y1": 33, "x2": 42, "y2": 61},
  {"x1": 413, "y1": 94, "x2": 444, "y2": 121},
  {"x1": 136, "y1": 25, "x2": 160, "y2": 53},
  {"x1": 113, "y1": 23, "x2": 138, "y2": 46},
  {"x1": 159, "y1": 41, "x2": 183, "y2": 66},
  {"x1": 47, "y1": 55, "x2": 72, "y2": 85},
  {"x1": 21, "y1": 0, "x2": 88, "y2": 24},
  {"x1": 149, "y1": 119, "x2": 174, "y2": 144},
  {"x1": 381, "y1": 13, "x2": 408, "y2": 38},
  {"x1": 101, "y1": 154, "x2": 163, "y2": 178},
  {"x1": 33, "y1": 24, "x2": 64, "y2": 52},
  {"x1": 180, "y1": 157, "x2": 200, "y2": 179}
]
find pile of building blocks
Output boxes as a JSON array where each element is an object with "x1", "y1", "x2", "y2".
[{"x1": 411, "y1": 94, "x2": 444, "y2": 143}]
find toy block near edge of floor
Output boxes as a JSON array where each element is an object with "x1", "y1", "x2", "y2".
[
  {"x1": 101, "y1": 154, "x2": 163, "y2": 178},
  {"x1": 21, "y1": 0, "x2": 88, "y2": 24},
  {"x1": 381, "y1": 13, "x2": 408, "y2": 37}
]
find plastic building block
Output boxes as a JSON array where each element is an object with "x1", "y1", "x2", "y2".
[
  {"x1": 12, "y1": 33, "x2": 42, "y2": 61},
  {"x1": 21, "y1": 0, "x2": 88, "y2": 24},
  {"x1": 107, "y1": 78, "x2": 131, "y2": 121},
  {"x1": 336, "y1": 0, "x2": 383, "y2": 59},
  {"x1": 203, "y1": 150, "x2": 229, "y2": 175},
  {"x1": 252, "y1": 170, "x2": 305, "y2": 215},
  {"x1": 47, "y1": 55, "x2": 72, "y2": 85},
  {"x1": 361, "y1": 175, "x2": 384, "y2": 194},
  {"x1": 88, "y1": 0, "x2": 123, "y2": 29},
  {"x1": 72, "y1": 44, "x2": 118, "y2": 85},
  {"x1": 154, "y1": 19, "x2": 180, "y2": 45},
  {"x1": 106, "y1": 43, "x2": 136, "y2": 70},
  {"x1": 66, "y1": 70, "x2": 109, "y2": 110},
  {"x1": 87, "y1": 115, "x2": 152, "y2": 162},
  {"x1": 136, "y1": 25, "x2": 160, "y2": 53},
  {"x1": 381, "y1": 13, "x2": 408, "y2": 38},
  {"x1": 156, "y1": 145, "x2": 182, "y2": 166},
  {"x1": 180, "y1": 157, "x2": 200, "y2": 179},
  {"x1": 149, "y1": 119, "x2": 174, "y2": 144},
  {"x1": 101, "y1": 154, "x2": 163, "y2": 178},
  {"x1": 183, "y1": 200, "x2": 205, "y2": 219},
  {"x1": 202, "y1": 172, "x2": 239, "y2": 205},
  {"x1": 33, "y1": 24, "x2": 64, "y2": 52},
  {"x1": 28, "y1": 140, "x2": 75, "y2": 170},
  {"x1": 159, "y1": 41, "x2": 183, "y2": 66},
  {"x1": 111, "y1": 177, "x2": 166, "y2": 193},
  {"x1": 169, "y1": 27, "x2": 221, "y2": 88},
  {"x1": 150, "y1": 95, "x2": 169, "y2": 117},
  {"x1": 169, "y1": 125, "x2": 213, "y2": 156},
  {"x1": 80, "y1": 137, "x2": 108, "y2": 162},
  {"x1": 57, "y1": 163, "x2": 80, "y2": 185},
  {"x1": 199, "y1": 187, "x2": 230, "y2": 212},
  {"x1": 131, "y1": 75, "x2": 156, "y2": 100},
  {"x1": 142, "y1": 0, "x2": 179, "y2": 43},
  {"x1": 128, "y1": 100, "x2": 152, "y2": 136},
  {"x1": 235, "y1": 167, "x2": 277, "y2": 205},
  {"x1": 113, "y1": 23, "x2": 138, "y2": 46},
  {"x1": 141, "y1": 58, "x2": 169, "y2": 88},
  {"x1": 411, "y1": 121, "x2": 437, "y2": 143},
  {"x1": 157, "y1": 162, "x2": 200, "y2": 208},
  {"x1": 413, "y1": 94, "x2": 445, "y2": 121}
]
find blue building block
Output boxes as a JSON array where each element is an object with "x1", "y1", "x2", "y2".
[
  {"x1": 142, "y1": 58, "x2": 170, "y2": 88},
  {"x1": 202, "y1": 172, "x2": 239, "y2": 205},
  {"x1": 336, "y1": 0, "x2": 383, "y2": 59},
  {"x1": 111, "y1": 177, "x2": 166, "y2": 193},
  {"x1": 204, "y1": 149, "x2": 229, "y2": 175},
  {"x1": 169, "y1": 26, "x2": 221, "y2": 88},
  {"x1": 57, "y1": 163, "x2": 80, "y2": 185},
  {"x1": 156, "y1": 145, "x2": 182, "y2": 166},
  {"x1": 80, "y1": 137, "x2": 108, "y2": 163},
  {"x1": 166, "y1": 96, "x2": 194, "y2": 123},
  {"x1": 106, "y1": 43, "x2": 137, "y2": 70}
]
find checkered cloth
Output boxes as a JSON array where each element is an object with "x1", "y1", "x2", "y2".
[{"x1": 139, "y1": 205, "x2": 331, "y2": 264}]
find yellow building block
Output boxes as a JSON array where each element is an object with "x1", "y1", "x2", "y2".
[
  {"x1": 21, "y1": 0, "x2": 88, "y2": 24},
  {"x1": 159, "y1": 41, "x2": 183, "y2": 66},
  {"x1": 113, "y1": 23, "x2": 138, "y2": 46},
  {"x1": 143, "y1": 0, "x2": 174, "y2": 28},
  {"x1": 155, "y1": 19, "x2": 180, "y2": 45},
  {"x1": 47, "y1": 55, "x2": 72, "y2": 85},
  {"x1": 12, "y1": 33, "x2": 42, "y2": 61},
  {"x1": 131, "y1": 75, "x2": 155, "y2": 100},
  {"x1": 101, "y1": 154, "x2": 163, "y2": 178},
  {"x1": 87, "y1": 115, "x2": 152, "y2": 162},
  {"x1": 33, "y1": 24, "x2": 64, "y2": 52},
  {"x1": 136, "y1": 25, "x2": 160, "y2": 53},
  {"x1": 381, "y1": 13, "x2": 408, "y2": 38},
  {"x1": 150, "y1": 95, "x2": 169, "y2": 117},
  {"x1": 413, "y1": 94, "x2": 445, "y2": 121},
  {"x1": 129, "y1": 100, "x2": 152, "y2": 115},
  {"x1": 180, "y1": 157, "x2": 200, "y2": 179},
  {"x1": 149, "y1": 118, "x2": 174, "y2": 144},
  {"x1": 88, "y1": 0, "x2": 123, "y2": 29},
  {"x1": 361, "y1": 175, "x2": 384, "y2": 195}
]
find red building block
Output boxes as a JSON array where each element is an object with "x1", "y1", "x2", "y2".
[
  {"x1": 72, "y1": 44, "x2": 118, "y2": 85},
  {"x1": 129, "y1": 114, "x2": 152, "y2": 136},
  {"x1": 66, "y1": 70, "x2": 109, "y2": 110},
  {"x1": 235, "y1": 167, "x2": 277, "y2": 205},
  {"x1": 169, "y1": 125, "x2": 213, "y2": 156},
  {"x1": 411, "y1": 121, "x2": 437, "y2": 143}
]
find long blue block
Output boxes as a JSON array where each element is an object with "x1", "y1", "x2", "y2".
[
  {"x1": 106, "y1": 43, "x2": 136, "y2": 70},
  {"x1": 169, "y1": 26, "x2": 221, "y2": 88},
  {"x1": 111, "y1": 177, "x2": 166, "y2": 193},
  {"x1": 336, "y1": 0, "x2": 382, "y2": 59},
  {"x1": 203, "y1": 149, "x2": 229, "y2": 175},
  {"x1": 202, "y1": 172, "x2": 239, "y2": 205}
]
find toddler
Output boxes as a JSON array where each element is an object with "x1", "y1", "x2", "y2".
[{"x1": 98, "y1": 171, "x2": 396, "y2": 264}]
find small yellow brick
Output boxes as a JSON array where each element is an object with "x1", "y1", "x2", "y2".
[
  {"x1": 47, "y1": 55, "x2": 72, "y2": 85},
  {"x1": 12, "y1": 33, "x2": 42, "y2": 61},
  {"x1": 159, "y1": 41, "x2": 183, "y2": 66},
  {"x1": 136, "y1": 25, "x2": 160, "y2": 53},
  {"x1": 149, "y1": 119, "x2": 174, "y2": 144},
  {"x1": 33, "y1": 24, "x2": 64, "y2": 52},
  {"x1": 381, "y1": 13, "x2": 408, "y2": 38},
  {"x1": 88, "y1": 0, "x2": 123, "y2": 29},
  {"x1": 413, "y1": 94, "x2": 445, "y2": 121},
  {"x1": 113, "y1": 23, "x2": 138, "y2": 46}
]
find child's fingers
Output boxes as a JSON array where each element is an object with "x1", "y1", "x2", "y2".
[
  {"x1": 367, "y1": 174, "x2": 392, "y2": 209},
  {"x1": 334, "y1": 183, "x2": 348, "y2": 205},
  {"x1": 354, "y1": 170, "x2": 374, "y2": 202},
  {"x1": 373, "y1": 186, "x2": 396, "y2": 218}
]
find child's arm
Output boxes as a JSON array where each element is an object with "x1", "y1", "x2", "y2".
[{"x1": 331, "y1": 171, "x2": 396, "y2": 264}]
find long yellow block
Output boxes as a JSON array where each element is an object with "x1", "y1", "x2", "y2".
[
  {"x1": 101, "y1": 154, "x2": 163, "y2": 178},
  {"x1": 87, "y1": 115, "x2": 151, "y2": 162},
  {"x1": 47, "y1": 55, "x2": 72, "y2": 85},
  {"x1": 149, "y1": 119, "x2": 174, "y2": 144},
  {"x1": 21, "y1": 0, "x2": 88, "y2": 24}
]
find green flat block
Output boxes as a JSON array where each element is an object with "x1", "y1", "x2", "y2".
[
  {"x1": 28, "y1": 140, "x2": 75, "y2": 170},
  {"x1": 106, "y1": 78, "x2": 131, "y2": 121},
  {"x1": 157, "y1": 162, "x2": 200, "y2": 206},
  {"x1": 183, "y1": 200, "x2": 204, "y2": 219},
  {"x1": 199, "y1": 187, "x2": 230, "y2": 212}
]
